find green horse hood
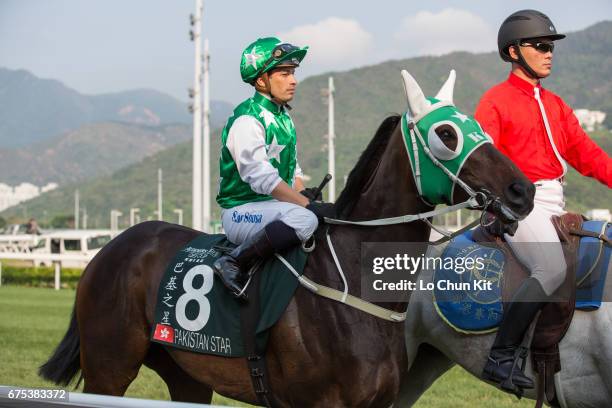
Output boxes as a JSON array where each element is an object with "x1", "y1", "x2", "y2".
[{"x1": 399, "y1": 70, "x2": 492, "y2": 205}]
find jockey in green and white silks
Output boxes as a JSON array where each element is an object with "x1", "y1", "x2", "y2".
[
  {"x1": 217, "y1": 92, "x2": 301, "y2": 210},
  {"x1": 213, "y1": 37, "x2": 336, "y2": 299}
]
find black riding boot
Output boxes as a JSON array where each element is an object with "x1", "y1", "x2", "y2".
[
  {"x1": 482, "y1": 277, "x2": 547, "y2": 393},
  {"x1": 213, "y1": 221, "x2": 300, "y2": 299}
]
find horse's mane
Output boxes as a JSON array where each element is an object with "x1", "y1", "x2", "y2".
[{"x1": 334, "y1": 114, "x2": 401, "y2": 218}]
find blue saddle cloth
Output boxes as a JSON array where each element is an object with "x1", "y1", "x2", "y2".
[
  {"x1": 434, "y1": 221, "x2": 611, "y2": 334},
  {"x1": 575, "y1": 221, "x2": 612, "y2": 310}
]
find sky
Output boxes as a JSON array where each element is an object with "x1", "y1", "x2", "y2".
[{"x1": 1, "y1": 0, "x2": 611, "y2": 104}]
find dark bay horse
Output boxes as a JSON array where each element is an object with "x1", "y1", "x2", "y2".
[{"x1": 40, "y1": 70, "x2": 534, "y2": 407}]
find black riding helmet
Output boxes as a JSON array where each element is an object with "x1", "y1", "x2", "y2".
[{"x1": 498, "y1": 10, "x2": 565, "y2": 78}]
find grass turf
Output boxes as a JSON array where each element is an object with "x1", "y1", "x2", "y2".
[{"x1": 0, "y1": 285, "x2": 530, "y2": 407}]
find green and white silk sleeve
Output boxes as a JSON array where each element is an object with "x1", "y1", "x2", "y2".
[
  {"x1": 226, "y1": 115, "x2": 283, "y2": 195},
  {"x1": 294, "y1": 160, "x2": 304, "y2": 180}
]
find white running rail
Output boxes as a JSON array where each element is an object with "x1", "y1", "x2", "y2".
[
  {"x1": 0, "y1": 253, "x2": 92, "y2": 290},
  {"x1": 0, "y1": 385, "x2": 225, "y2": 407}
]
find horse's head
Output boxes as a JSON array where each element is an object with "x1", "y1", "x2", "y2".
[{"x1": 400, "y1": 70, "x2": 534, "y2": 226}]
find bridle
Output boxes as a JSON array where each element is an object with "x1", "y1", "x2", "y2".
[{"x1": 323, "y1": 97, "x2": 522, "y2": 242}]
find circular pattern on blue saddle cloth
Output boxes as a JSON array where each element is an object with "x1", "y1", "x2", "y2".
[{"x1": 432, "y1": 230, "x2": 505, "y2": 334}]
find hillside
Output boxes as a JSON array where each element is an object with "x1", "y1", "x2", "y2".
[
  {"x1": 0, "y1": 67, "x2": 232, "y2": 148},
  {"x1": 289, "y1": 20, "x2": 612, "y2": 187},
  {"x1": 3, "y1": 128, "x2": 608, "y2": 228},
  {"x1": 563, "y1": 131, "x2": 612, "y2": 213},
  {"x1": 0, "y1": 122, "x2": 191, "y2": 184},
  {"x1": 0, "y1": 141, "x2": 199, "y2": 228},
  {"x1": 2, "y1": 22, "x2": 611, "y2": 227}
]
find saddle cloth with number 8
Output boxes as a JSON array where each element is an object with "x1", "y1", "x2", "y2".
[{"x1": 151, "y1": 233, "x2": 308, "y2": 357}]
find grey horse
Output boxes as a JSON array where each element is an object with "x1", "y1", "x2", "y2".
[{"x1": 395, "y1": 243, "x2": 612, "y2": 407}]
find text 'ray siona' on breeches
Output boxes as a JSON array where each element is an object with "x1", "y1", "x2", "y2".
[{"x1": 221, "y1": 199, "x2": 318, "y2": 245}]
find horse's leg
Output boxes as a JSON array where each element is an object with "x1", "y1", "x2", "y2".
[
  {"x1": 556, "y1": 264, "x2": 612, "y2": 406},
  {"x1": 144, "y1": 344, "x2": 213, "y2": 403},
  {"x1": 79, "y1": 321, "x2": 150, "y2": 395},
  {"x1": 396, "y1": 256, "x2": 455, "y2": 407},
  {"x1": 76, "y1": 222, "x2": 199, "y2": 396},
  {"x1": 78, "y1": 263, "x2": 152, "y2": 395},
  {"x1": 395, "y1": 343, "x2": 454, "y2": 406}
]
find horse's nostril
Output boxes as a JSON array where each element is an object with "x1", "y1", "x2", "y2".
[
  {"x1": 510, "y1": 182, "x2": 525, "y2": 195},
  {"x1": 505, "y1": 181, "x2": 530, "y2": 205},
  {"x1": 503, "y1": 181, "x2": 535, "y2": 215}
]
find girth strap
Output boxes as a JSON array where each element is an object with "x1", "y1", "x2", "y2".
[
  {"x1": 533, "y1": 349, "x2": 562, "y2": 408},
  {"x1": 535, "y1": 361, "x2": 546, "y2": 408},
  {"x1": 239, "y1": 261, "x2": 277, "y2": 407}
]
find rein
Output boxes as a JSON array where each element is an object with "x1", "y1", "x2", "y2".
[
  {"x1": 322, "y1": 113, "x2": 497, "y2": 239},
  {"x1": 290, "y1": 115, "x2": 500, "y2": 323},
  {"x1": 324, "y1": 196, "x2": 479, "y2": 228},
  {"x1": 288, "y1": 71, "x2": 522, "y2": 323}
]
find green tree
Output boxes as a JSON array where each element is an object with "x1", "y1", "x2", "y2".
[{"x1": 50, "y1": 215, "x2": 75, "y2": 229}]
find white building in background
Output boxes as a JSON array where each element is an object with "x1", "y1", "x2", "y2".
[
  {"x1": 0, "y1": 182, "x2": 58, "y2": 212},
  {"x1": 0, "y1": 183, "x2": 12, "y2": 211},
  {"x1": 574, "y1": 109, "x2": 606, "y2": 132},
  {"x1": 13, "y1": 183, "x2": 40, "y2": 202},
  {"x1": 41, "y1": 182, "x2": 58, "y2": 193}
]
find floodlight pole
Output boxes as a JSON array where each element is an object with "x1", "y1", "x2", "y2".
[
  {"x1": 190, "y1": 0, "x2": 203, "y2": 230},
  {"x1": 158, "y1": 168, "x2": 163, "y2": 221},
  {"x1": 202, "y1": 38, "x2": 211, "y2": 233},
  {"x1": 327, "y1": 76, "x2": 336, "y2": 202}
]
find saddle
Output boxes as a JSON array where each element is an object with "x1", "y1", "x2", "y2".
[{"x1": 474, "y1": 213, "x2": 583, "y2": 407}]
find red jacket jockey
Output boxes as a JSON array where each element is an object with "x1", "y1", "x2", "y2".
[
  {"x1": 476, "y1": 9, "x2": 612, "y2": 395},
  {"x1": 476, "y1": 73, "x2": 612, "y2": 187}
]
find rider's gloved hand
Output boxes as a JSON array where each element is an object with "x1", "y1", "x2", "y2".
[
  {"x1": 300, "y1": 188, "x2": 323, "y2": 201},
  {"x1": 306, "y1": 201, "x2": 337, "y2": 223}
]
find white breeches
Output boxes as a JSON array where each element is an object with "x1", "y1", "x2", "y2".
[
  {"x1": 221, "y1": 199, "x2": 318, "y2": 245},
  {"x1": 504, "y1": 180, "x2": 568, "y2": 296}
]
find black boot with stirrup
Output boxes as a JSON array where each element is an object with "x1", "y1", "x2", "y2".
[
  {"x1": 213, "y1": 221, "x2": 300, "y2": 300},
  {"x1": 482, "y1": 277, "x2": 548, "y2": 395}
]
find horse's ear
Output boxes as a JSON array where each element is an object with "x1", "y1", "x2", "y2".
[
  {"x1": 435, "y1": 69, "x2": 456, "y2": 104},
  {"x1": 401, "y1": 70, "x2": 430, "y2": 118}
]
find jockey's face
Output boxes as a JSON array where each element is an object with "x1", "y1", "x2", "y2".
[
  {"x1": 510, "y1": 38, "x2": 554, "y2": 79},
  {"x1": 258, "y1": 66, "x2": 298, "y2": 103}
]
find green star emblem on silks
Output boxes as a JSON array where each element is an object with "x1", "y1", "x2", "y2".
[
  {"x1": 259, "y1": 108, "x2": 277, "y2": 128},
  {"x1": 239, "y1": 37, "x2": 308, "y2": 84},
  {"x1": 244, "y1": 50, "x2": 261, "y2": 69},
  {"x1": 266, "y1": 135, "x2": 286, "y2": 162}
]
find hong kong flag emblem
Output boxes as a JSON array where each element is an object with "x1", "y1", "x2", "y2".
[{"x1": 153, "y1": 324, "x2": 175, "y2": 343}]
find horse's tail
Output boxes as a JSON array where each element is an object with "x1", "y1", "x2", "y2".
[{"x1": 39, "y1": 305, "x2": 82, "y2": 387}]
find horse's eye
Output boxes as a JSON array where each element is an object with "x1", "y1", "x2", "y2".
[
  {"x1": 428, "y1": 121, "x2": 464, "y2": 161},
  {"x1": 435, "y1": 124, "x2": 458, "y2": 150}
]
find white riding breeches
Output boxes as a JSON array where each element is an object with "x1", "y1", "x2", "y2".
[
  {"x1": 504, "y1": 179, "x2": 567, "y2": 296},
  {"x1": 221, "y1": 199, "x2": 318, "y2": 245}
]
